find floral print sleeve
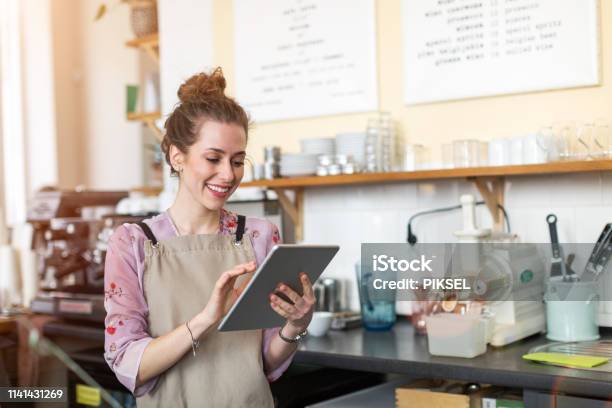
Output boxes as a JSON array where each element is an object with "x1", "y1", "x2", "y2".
[{"x1": 103, "y1": 225, "x2": 157, "y2": 396}]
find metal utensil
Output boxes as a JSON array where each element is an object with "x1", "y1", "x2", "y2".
[
  {"x1": 547, "y1": 214, "x2": 570, "y2": 281},
  {"x1": 582, "y1": 223, "x2": 612, "y2": 282}
]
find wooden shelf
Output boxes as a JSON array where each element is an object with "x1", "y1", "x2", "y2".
[
  {"x1": 241, "y1": 160, "x2": 612, "y2": 242},
  {"x1": 241, "y1": 160, "x2": 612, "y2": 189},
  {"x1": 127, "y1": 111, "x2": 160, "y2": 121},
  {"x1": 125, "y1": 33, "x2": 159, "y2": 63},
  {"x1": 127, "y1": 111, "x2": 163, "y2": 142},
  {"x1": 130, "y1": 186, "x2": 163, "y2": 196}
]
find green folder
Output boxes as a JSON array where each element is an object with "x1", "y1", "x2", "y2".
[{"x1": 523, "y1": 352, "x2": 609, "y2": 368}]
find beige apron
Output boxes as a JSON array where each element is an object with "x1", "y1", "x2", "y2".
[{"x1": 135, "y1": 215, "x2": 274, "y2": 408}]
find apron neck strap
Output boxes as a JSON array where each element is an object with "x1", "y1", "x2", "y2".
[
  {"x1": 137, "y1": 222, "x2": 158, "y2": 247},
  {"x1": 138, "y1": 214, "x2": 245, "y2": 246},
  {"x1": 235, "y1": 215, "x2": 246, "y2": 244}
]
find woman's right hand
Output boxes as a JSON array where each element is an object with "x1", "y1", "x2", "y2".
[{"x1": 199, "y1": 261, "x2": 256, "y2": 326}]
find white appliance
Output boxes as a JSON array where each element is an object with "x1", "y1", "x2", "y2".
[
  {"x1": 480, "y1": 245, "x2": 547, "y2": 347},
  {"x1": 453, "y1": 195, "x2": 547, "y2": 347}
]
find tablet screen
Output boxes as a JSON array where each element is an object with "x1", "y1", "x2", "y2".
[{"x1": 218, "y1": 244, "x2": 339, "y2": 331}]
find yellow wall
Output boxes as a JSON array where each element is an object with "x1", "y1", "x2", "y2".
[
  {"x1": 50, "y1": 0, "x2": 143, "y2": 190},
  {"x1": 213, "y1": 0, "x2": 611, "y2": 164},
  {"x1": 52, "y1": 0, "x2": 85, "y2": 189}
]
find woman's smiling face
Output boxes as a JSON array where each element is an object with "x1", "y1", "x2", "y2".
[{"x1": 171, "y1": 120, "x2": 247, "y2": 210}]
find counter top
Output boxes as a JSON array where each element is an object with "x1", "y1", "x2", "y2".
[
  {"x1": 296, "y1": 320, "x2": 612, "y2": 400},
  {"x1": 0, "y1": 317, "x2": 16, "y2": 334},
  {"x1": 40, "y1": 318, "x2": 612, "y2": 399}
]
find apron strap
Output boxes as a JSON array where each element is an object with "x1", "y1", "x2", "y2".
[
  {"x1": 137, "y1": 222, "x2": 158, "y2": 247},
  {"x1": 235, "y1": 215, "x2": 246, "y2": 244}
]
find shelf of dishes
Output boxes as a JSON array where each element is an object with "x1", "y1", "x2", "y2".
[
  {"x1": 250, "y1": 120, "x2": 612, "y2": 180},
  {"x1": 242, "y1": 115, "x2": 612, "y2": 241}
]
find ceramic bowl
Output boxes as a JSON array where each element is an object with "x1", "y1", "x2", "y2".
[{"x1": 308, "y1": 311, "x2": 333, "y2": 337}]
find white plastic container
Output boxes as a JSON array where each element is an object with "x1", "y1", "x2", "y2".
[{"x1": 425, "y1": 313, "x2": 487, "y2": 358}]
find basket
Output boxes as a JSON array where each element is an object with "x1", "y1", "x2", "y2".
[{"x1": 129, "y1": 0, "x2": 158, "y2": 38}]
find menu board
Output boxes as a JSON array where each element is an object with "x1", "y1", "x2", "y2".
[
  {"x1": 402, "y1": 0, "x2": 600, "y2": 104},
  {"x1": 234, "y1": 0, "x2": 377, "y2": 122}
]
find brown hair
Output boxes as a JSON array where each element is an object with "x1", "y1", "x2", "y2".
[{"x1": 161, "y1": 67, "x2": 250, "y2": 176}]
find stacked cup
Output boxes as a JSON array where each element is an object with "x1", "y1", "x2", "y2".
[{"x1": 263, "y1": 146, "x2": 281, "y2": 179}]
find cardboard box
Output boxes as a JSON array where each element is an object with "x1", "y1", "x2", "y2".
[
  {"x1": 396, "y1": 380, "x2": 471, "y2": 408},
  {"x1": 396, "y1": 380, "x2": 524, "y2": 408}
]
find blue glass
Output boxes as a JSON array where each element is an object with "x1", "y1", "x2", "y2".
[
  {"x1": 355, "y1": 263, "x2": 396, "y2": 331},
  {"x1": 360, "y1": 300, "x2": 396, "y2": 331}
]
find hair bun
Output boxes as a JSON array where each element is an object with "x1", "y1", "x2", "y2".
[{"x1": 177, "y1": 67, "x2": 227, "y2": 104}]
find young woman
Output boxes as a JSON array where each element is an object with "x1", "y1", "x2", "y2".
[{"x1": 104, "y1": 68, "x2": 315, "y2": 407}]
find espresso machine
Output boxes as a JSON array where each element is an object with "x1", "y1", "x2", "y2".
[{"x1": 27, "y1": 189, "x2": 151, "y2": 322}]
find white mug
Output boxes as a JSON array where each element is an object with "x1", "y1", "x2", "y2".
[
  {"x1": 522, "y1": 134, "x2": 548, "y2": 164},
  {"x1": 510, "y1": 137, "x2": 524, "y2": 165},
  {"x1": 488, "y1": 139, "x2": 511, "y2": 166},
  {"x1": 403, "y1": 144, "x2": 424, "y2": 171}
]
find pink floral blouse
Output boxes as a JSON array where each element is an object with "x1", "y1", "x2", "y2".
[{"x1": 103, "y1": 209, "x2": 290, "y2": 397}]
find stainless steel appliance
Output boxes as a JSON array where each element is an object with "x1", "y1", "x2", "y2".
[{"x1": 26, "y1": 189, "x2": 152, "y2": 322}]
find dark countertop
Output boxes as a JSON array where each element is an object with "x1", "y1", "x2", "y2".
[
  {"x1": 42, "y1": 318, "x2": 612, "y2": 399},
  {"x1": 44, "y1": 320, "x2": 105, "y2": 341},
  {"x1": 296, "y1": 320, "x2": 612, "y2": 400}
]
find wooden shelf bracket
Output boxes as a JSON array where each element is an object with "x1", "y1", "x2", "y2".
[
  {"x1": 125, "y1": 34, "x2": 159, "y2": 64},
  {"x1": 470, "y1": 176, "x2": 506, "y2": 232},
  {"x1": 143, "y1": 118, "x2": 163, "y2": 142},
  {"x1": 142, "y1": 43, "x2": 159, "y2": 64},
  {"x1": 127, "y1": 111, "x2": 163, "y2": 142},
  {"x1": 272, "y1": 187, "x2": 304, "y2": 242}
]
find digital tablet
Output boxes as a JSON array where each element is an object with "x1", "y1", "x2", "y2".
[{"x1": 218, "y1": 244, "x2": 339, "y2": 331}]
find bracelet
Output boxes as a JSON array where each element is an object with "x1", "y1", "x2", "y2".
[
  {"x1": 278, "y1": 325, "x2": 308, "y2": 343},
  {"x1": 185, "y1": 320, "x2": 200, "y2": 357}
]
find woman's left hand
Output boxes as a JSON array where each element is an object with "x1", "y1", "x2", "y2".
[{"x1": 270, "y1": 272, "x2": 315, "y2": 334}]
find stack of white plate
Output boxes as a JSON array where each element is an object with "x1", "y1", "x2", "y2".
[
  {"x1": 280, "y1": 153, "x2": 318, "y2": 177},
  {"x1": 335, "y1": 132, "x2": 366, "y2": 167},
  {"x1": 300, "y1": 138, "x2": 335, "y2": 156}
]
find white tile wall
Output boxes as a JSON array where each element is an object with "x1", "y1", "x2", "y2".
[
  {"x1": 301, "y1": 172, "x2": 611, "y2": 311},
  {"x1": 550, "y1": 174, "x2": 603, "y2": 207},
  {"x1": 505, "y1": 177, "x2": 554, "y2": 208}
]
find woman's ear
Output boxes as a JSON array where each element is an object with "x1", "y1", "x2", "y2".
[{"x1": 169, "y1": 145, "x2": 185, "y2": 172}]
